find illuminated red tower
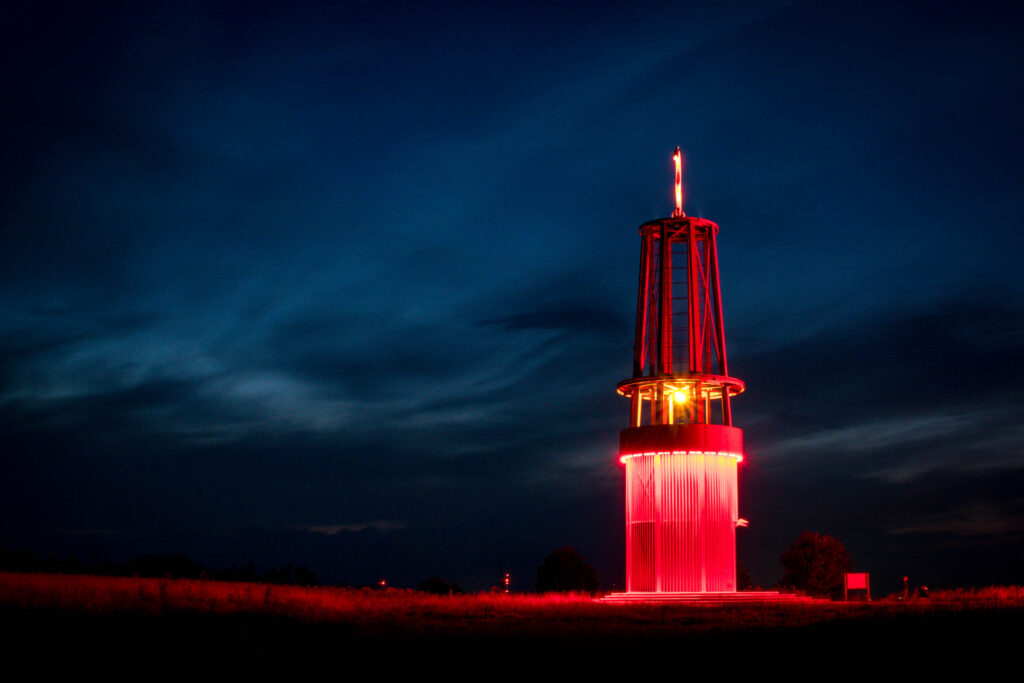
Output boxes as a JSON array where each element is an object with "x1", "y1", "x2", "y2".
[{"x1": 617, "y1": 149, "x2": 745, "y2": 593}]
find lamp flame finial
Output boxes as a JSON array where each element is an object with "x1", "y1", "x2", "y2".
[{"x1": 672, "y1": 147, "x2": 684, "y2": 217}]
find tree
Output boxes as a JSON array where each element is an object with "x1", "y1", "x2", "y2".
[
  {"x1": 536, "y1": 546, "x2": 599, "y2": 594},
  {"x1": 779, "y1": 531, "x2": 852, "y2": 598}
]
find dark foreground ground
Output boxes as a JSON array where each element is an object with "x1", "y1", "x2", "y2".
[{"x1": 2, "y1": 573, "x2": 1020, "y2": 674}]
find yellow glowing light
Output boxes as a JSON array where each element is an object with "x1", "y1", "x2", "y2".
[
  {"x1": 673, "y1": 389, "x2": 688, "y2": 404},
  {"x1": 673, "y1": 147, "x2": 683, "y2": 217}
]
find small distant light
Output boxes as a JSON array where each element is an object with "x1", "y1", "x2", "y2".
[
  {"x1": 378, "y1": 579, "x2": 387, "y2": 587},
  {"x1": 736, "y1": 518, "x2": 749, "y2": 528}
]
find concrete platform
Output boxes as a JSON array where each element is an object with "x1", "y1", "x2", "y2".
[{"x1": 600, "y1": 591, "x2": 827, "y2": 604}]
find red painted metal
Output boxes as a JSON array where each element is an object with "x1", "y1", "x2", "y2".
[{"x1": 617, "y1": 149, "x2": 746, "y2": 593}]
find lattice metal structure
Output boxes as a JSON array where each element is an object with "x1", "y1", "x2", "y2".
[{"x1": 617, "y1": 148, "x2": 746, "y2": 593}]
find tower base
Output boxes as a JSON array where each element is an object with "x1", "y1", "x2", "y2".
[{"x1": 621, "y1": 425, "x2": 742, "y2": 593}]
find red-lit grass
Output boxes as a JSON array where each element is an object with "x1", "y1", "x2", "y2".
[
  {"x1": 2, "y1": 571, "x2": 1021, "y2": 642},
  {"x1": 925, "y1": 585, "x2": 1024, "y2": 605}
]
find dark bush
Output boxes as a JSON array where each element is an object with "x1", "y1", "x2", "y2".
[{"x1": 779, "y1": 531, "x2": 852, "y2": 598}]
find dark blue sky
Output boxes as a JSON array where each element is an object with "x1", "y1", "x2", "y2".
[{"x1": 3, "y1": 0, "x2": 1022, "y2": 591}]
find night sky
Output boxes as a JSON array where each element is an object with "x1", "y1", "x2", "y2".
[{"x1": 3, "y1": 1, "x2": 1023, "y2": 593}]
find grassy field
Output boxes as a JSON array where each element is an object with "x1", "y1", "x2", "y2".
[{"x1": 2, "y1": 571, "x2": 1020, "y2": 670}]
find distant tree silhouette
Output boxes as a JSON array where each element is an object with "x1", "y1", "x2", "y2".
[
  {"x1": 0, "y1": 548, "x2": 326, "y2": 586},
  {"x1": 219, "y1": 562, "x2": 260, "y2": 583},
  {"x1": 125, "y1": 553, "x2": 205, "y2": 579},
  {"x1": 0, "y1": 548, "x2": 43, "y2": 573},
  {"x1": 263, "y1": 564, "x2": 317, "y2": 586},
  {"x1": 291, "y1": 566, "x2": 317, "y2": 586},
  {"x1": 536, "y1": 546, "x2": 599, "y2": 594},
  {"x1": 779, "y1": 531, "x2": 852, "y2": 598},
  {"x1": 417, "y1": 577, "x2": 465, "y2": 595}
]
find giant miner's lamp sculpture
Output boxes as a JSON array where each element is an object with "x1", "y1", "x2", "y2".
[{"x1": 616, "y1": 148, "x2": 746, "y2": 594}]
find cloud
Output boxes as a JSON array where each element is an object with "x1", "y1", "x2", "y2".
[
  {"x1": 889, "y1": 501, "x2": 1024, "y2": 543},
  {"x1": 737, "y1": 291, "x2": 1024, "y2": 475},
  {"x1": 756, "y1": 406, "x2": 1024, "y2": 482},
  {"x1": 480, "y1": 306, "x2": 623, "y2": 335},
  {"x1": 56, "y1": 528, "x2": 132, "y2": 538},
  {"x1": 299, "y1": 521, "x2": 407, "y2": 535},
  {"x1": 760, "y1": 412, "x2": 981, "y2": 460}
]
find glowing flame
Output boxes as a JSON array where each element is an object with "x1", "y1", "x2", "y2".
[{"x1": 672, "y1": 147, "x2": 684, "y2": 217}]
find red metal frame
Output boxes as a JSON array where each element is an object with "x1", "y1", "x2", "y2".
[{"x1": 618, "y1": 150, "x2": 746, "y2": 593}]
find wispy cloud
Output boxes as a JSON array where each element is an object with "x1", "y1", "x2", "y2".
[
  {"x1": 56, "y1": 528, "x2": 131, "y2": 538},
  {"x1": 889, "y1": 501, "x2": 1024, "y2": 543},
  {"x1": 760, "y1": 412, "x2": 979, "y2": 460},
  {"x1": 299, "y1": 521, "x2": 406, "y2": 535}
]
